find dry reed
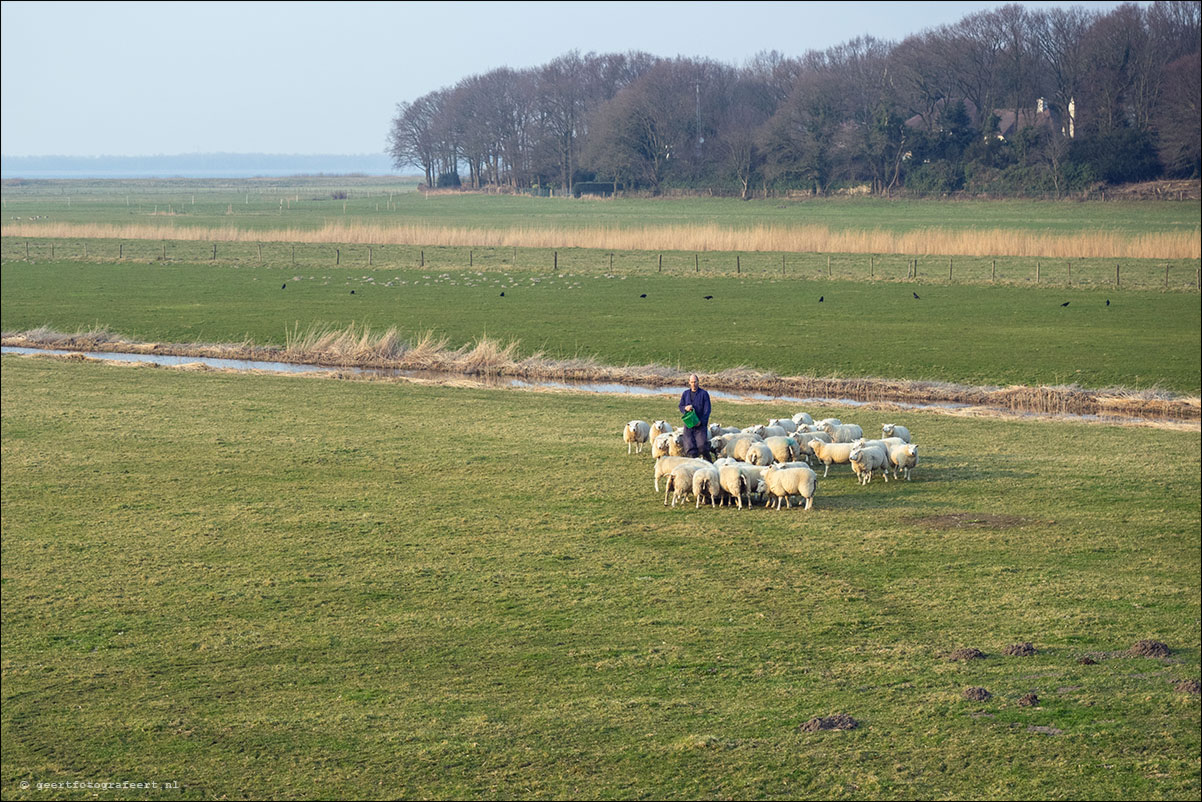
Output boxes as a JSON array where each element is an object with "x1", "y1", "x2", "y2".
[
  {"x1": 4, "y1": 220, "x2": 1198, "y2": 260},
  {"x1": 4, "y1": 326, "x2": 1198, "y2": 422}
]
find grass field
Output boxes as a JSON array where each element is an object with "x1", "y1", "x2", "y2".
[
  {"x1": 2, "y1": 259, "x2": 1199, "y2": 394},
  {"x1": 2, "y1": 355, "x2": 1199, "y2": 800},
  {"x1": 3, "y1": 178, "x2": 1199, "y2": 238}
]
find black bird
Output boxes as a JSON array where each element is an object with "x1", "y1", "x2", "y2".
[
  {"x1": 500, "y1": 291, "x2": 505, "y2": 297},
  {"x1": 703, "y1": 295, "x2": 713, "y2": 300},
  {"x1": 913, "y1": 292, "x2": 920, "y2": 299},
  {"x1": 1060, "y1": 301, "x2": 1069, "y2": 307},
  {"x1": 640, "y1": 293, "x2": 647, "y2": 298},
  {"x1": 1106, "y1": 299, "x2": 1110, "y2": 306},
  {"x1": 281, "y1": 283, "x2": 286, "y2": 290},
  {"x1": 350, "y1": 290, "x2": 355, "y2": 294},
  {"x1": 818, "y1": 296, "x2": 824, "y2": 302}
]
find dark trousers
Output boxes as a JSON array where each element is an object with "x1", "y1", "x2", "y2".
[{"x1": 683, "y1": 426, "x2": 709, "y2": 459}]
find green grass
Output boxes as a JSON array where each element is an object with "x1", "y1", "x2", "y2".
[
  {"x1": 3, "y1": 177, "x2": 1199, "y2": 236},
  {"x1": 2, "y1": 355, "x2": 1198, "y2": 800},
  {"x1": 3, "y1": 258, "x2": 1199, "y2": 393}
]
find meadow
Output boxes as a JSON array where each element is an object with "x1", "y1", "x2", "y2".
[
  {"x1": 2, "y1": 355, "x2": 1199, "y2": 800},
  {"x1": 2, "y1": 180, "x2": 1200, "y2": 800},
  {"x1": 2, "y1": 257, "x2": 1199, "y2": 394}
]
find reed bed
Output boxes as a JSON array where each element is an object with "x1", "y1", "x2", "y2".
[
  {"x1": 5, "y1": 220, "x2": 1198, "y2": 260},
  {"x1": 6, "y1": 326, "x2": 1197, "y2": 422}
]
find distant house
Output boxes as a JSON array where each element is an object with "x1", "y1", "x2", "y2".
[{"x1": 905, "y1": 97, "x2": 1074, "y2": 141}]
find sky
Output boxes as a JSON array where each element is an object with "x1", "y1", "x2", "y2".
[{"x1": 1, "y1": 0, "x2": 1144, "y2": 157}]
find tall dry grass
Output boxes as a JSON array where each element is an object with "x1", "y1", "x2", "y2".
[{"x1": 5, "y1": 220, "x2": 1198, "y2": 260}]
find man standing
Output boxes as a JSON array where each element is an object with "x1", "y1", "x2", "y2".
[{"x1": 679, "y1": 373, "x2": 712, "y2": 459}]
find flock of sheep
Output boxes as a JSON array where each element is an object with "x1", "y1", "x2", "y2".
[{"x1": 623, "y1": 413, "x2": 920, "y2": 511}]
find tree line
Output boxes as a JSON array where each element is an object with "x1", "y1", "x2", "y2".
[{"x1": 387, "y1": 2, "x2": 1200, "y2": 198}]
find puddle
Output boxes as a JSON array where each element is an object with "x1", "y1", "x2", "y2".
[{"x1": 2, "y1": 345, "x2": 1193, "y2": 428}]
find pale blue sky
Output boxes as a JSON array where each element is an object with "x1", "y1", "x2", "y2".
[{"x1": 1, "y1": 0, "x2": 1140, "y2": 157}]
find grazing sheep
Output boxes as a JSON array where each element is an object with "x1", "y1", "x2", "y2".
[
  {"x1": 653, "y1": 456, "x2": 707, "y2": 492},
  {"x1": 743, "y1": 441, "x2": 776, "y2": 466},
  {"x1": 822, "y1": 422, "x2": 864, "y2": 443},
  {"x1": 810, "y1": 440, "x2": 855, "y2": 477},
  {"x1": 763, "y1": 436, "x2": 802, "y2": 463},
  {"x1": 881, "y1": 423, "x2": 911, "y2": 443},
  {"x1": 761, "y1": 464, "x2": 818, "y2": 510},
  {"x1": 742, "y1": 423, "x2": 789, "y2": 440},
  {"x1": 849, "y1": 443, "x2": 890, "y2": 485},
  {"x1": 888, "y1": 443, "x2": 919, "y2": 480},
  {"x1": 719, "y1": 464, "x2": 751, "y2": 509},
  {"x1": 794, "y1": 431, "x2": 833, "y2": 462},
  {"x1": 692, "y1": 464, "x2": 723, "y2": 508},
  {"x1": 817, "y1": 418, "x2": 842, "y2": 429},
  {"x1": 624, "y1": 420, "x2": 651, "y2": 454},
  {"x1": 792, "y1": 412, "x2": 815, "y2": 426},
  {"x1": 769, "y1": 418, "x2": 799, "y2": 434},
  {"x1": 716, "y1": 433, "x2": 763, "y2": 461},
  {"x1": 737, "y1": 464, "x2": 769, "y2": 504},
  {"x1": 667, "y1": 462, "x2": 706, "y2": 507}
]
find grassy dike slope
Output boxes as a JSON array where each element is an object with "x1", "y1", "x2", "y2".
[{"x1": 2, "y1": 356, "x2": 1199, "y2": 799}]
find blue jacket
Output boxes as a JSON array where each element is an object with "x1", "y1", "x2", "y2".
[{"x1": 679, "y1": 387, "x2": 711, "y2": 429}]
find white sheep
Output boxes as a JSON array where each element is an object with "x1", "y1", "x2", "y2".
[
  {"x1": 650, "y1": 420, "x2": 673, "y2": 439},
  {"x1": 692, "y1": 464, "x2": 723, "y2": 508},
  {"x1": 761, "y1": 464, "x2": 818, "y2": 510},
  {"x1": 769, "y1": 418, "x2": 799, "y2": 434},
  {"x1": 792, "y1": 412, "x2": 815, "y2": 426},
  {"x1": 881, "y1": 423, "x2": 912, "y2": 443},
  {"x1": 793, "y1": 431, "x2": 832, "y2": 462},
  {"x1": 738, "y1": 464, "x2": 769, "y2": 504},
  {"x1": 667, "y1": 462, "x2": 706, "y2": 507},
  {"x1": 888, "y1": 443, "x2": 919, "y2": 480},
  {"x1": 821, "y1": 422, "x2": 864, "y2": 443},
  {"x1": 743, "y1": 441, "x2": 776, "y2": 466},
  {"x1": 763, "y1": 436, "x2": 801, "y2": 464},
  {"x1": 719, "y1": 464, "x2": 751, "y2": 509},
  {"x1": 849, "y1": 443, "x2": 890, "y2": 485},
  {"x1": 817, "y1": 418, "x2": 842, "y2": 429},
  {"x1": 810, "y1": 440, "x2": 855, "y2": 477},
  {"x1": 653, "y1": 456, "x2": 707, "y2": 492},
  {"x1": 624, "y1": 420, "x2": 651, "y2": 454}
]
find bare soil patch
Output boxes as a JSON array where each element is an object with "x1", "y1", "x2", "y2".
[
  {"x1": 1173, "y1": 680, "x2": 1200, "y2": 694},
  {"x1": 1027, "y1": 725, "x2": 1064, "y2": 735},
  {"x1": 1004, "y1": 642, "x2": 1037, "y2": 657},
  {"x1": 917, "y1": 513, "x2": 1033, "y2": 530},
  {"x1": 798, "y1": 713, "x2": 859, "y2": 732},
  {"x1": 1130, "y1": 640, "x2": 1171, "y2": 658},
  {"x1": 949, "y1": 647, "x2": 987, "y2": 661},
  {"x1": 963, "y1": 687, "x2": 992, "y2": 701},
  {"x1": 1018, "y1": 693, "x2": 1040, "y2": 707}
]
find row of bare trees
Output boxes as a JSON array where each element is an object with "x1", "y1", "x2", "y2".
[{"x1": 387, "y1": 2, "x2": 1200, "y2": 197}]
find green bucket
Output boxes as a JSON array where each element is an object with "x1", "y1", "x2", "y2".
[{"x1": 681, "y1": 409, "x2": 700, "y2": 428}]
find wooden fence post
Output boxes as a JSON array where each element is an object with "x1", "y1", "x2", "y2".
[
  {"x1": 211, "y1": 243, "x2": 216, "y2": 260},
  {"x1": 870, "y1": 256, "x2": 874, "y2": 279},
  {"x1": 609, "y1": 253, "x2": 613, "y2": 270},
  {"x1": 1067, "y1": 261, "x2": 1071, "y2": 285},
  {"x1": 1164, "y1": 263, "x2": 1169, "y2": 290},
  {"x1": 369, "y1": 247, "x2": 374, "y2": 266},
  {"x1": 468, "y1": 250, "x2": 472, "y2": 267},
  {"x1": 336, "y1": 248, "x2": 340, "y2": 265},
  {"x1": 420, "y1": 250, "x2": 424, "y2": 267},
  {"x1": 25, "y1": 241, "x2": 29, "y2": 259},
  {"x1": 658, "y1": 253, "x2": 662, "y2": 273},
  {"x1": 554, "y1": 251, "x2": 558, "y2": 271},
  {"x1": 992, "y1": 260, "x2": 996, "y2": 281},
  {"x1": 258, "y1": 243, "x2": 262, "y2": 263},
  {"x1": 696, "y1": 253, "x2": 699, "y2": 273},
  {"x1": 948, "y1": 258, "x2": 952, "y2": 281},
  {"x1": 1036, "y1": 262, "x2": 1040, "y2": 283},
  {"x1": 737, "y1": 255, "x2": 741, "y2": 274},
  {"x1": 1116, "y1": 263, "x2": 1120, "y2": 287},
  {"x1": 121, "y1": 243, "x2": 125, "y2": 259}
]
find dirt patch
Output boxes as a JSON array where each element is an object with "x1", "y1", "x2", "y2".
[
  {"x1": 1004, "y1": 642, "x2": 1037, "y2": 657},
  {"x1": 798, "y1": 713, "x2": 859, "y2": 732},
  {"x1": 948, "y1": 647, "x2": 987, "y2": 661},
  {"x1": 1027, "y1": 725, "x2": 1064, "y2": 735},
  {"x1": 1018, "y1": 693, "x2": 1040, "y2": 707},
  {"x1": 963, "y1": 687, "x2": 992, "y2": 701},
  {"x1": 1077, "y1": 655, "x2": 1098, "y2": 665},
  {"x1": 916, "y1": 513, "x2": 1033, "y2": 530},
  {"x1": 1173, "y1": 680, "x2": 1200, "y2": 695},
  {"x1": 1130, "y1": 640, "x2": 1171, "y2": 658}
]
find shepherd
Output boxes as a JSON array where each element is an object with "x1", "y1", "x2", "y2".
[{"x1": 679, "y1": 373, "x2": 712, "y2": 460}]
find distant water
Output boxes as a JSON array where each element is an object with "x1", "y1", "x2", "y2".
[{"x1": 1, "y1": 153, "x2": 399, "y2": 180}]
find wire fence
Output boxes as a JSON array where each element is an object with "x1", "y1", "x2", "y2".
[{"x1": 3, "y1": 236, "x2": 1199, "y2": 292}]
